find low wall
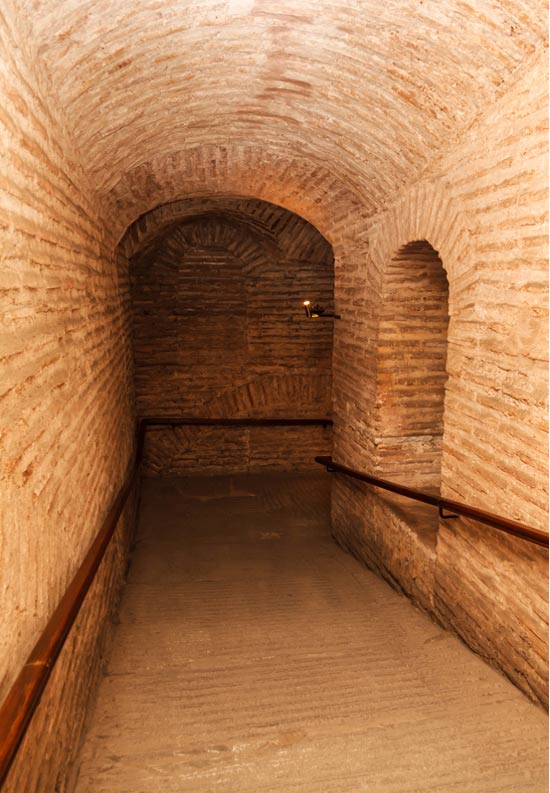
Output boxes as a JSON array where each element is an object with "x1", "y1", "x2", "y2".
[{"x1": 141, "y1": 425, "x2": 332, "y2": 476}]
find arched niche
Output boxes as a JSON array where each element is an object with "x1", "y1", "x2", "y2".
[{"x1": 374, "y1": 239, "x2": 449, "y2": 490}]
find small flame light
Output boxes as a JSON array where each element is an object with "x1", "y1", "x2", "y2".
[{"x1": 303, "y1": 300, "x2": 340, "y2": 320}]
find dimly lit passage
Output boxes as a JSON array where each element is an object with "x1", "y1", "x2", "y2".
[
  {"x1": 130, "y1": 198, "x2": 335, "y2": 474},
  {"x1": 0, "y1": 1, "x2": 548, "y2": 792}
]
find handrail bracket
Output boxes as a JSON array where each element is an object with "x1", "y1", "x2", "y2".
[{"x1": 439, "y1": 506, "x2": 459, "y2": 520}]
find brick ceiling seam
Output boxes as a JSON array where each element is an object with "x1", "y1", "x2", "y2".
[{"x1": 106, "y1": 41, "x2": 546, "y2": 250}]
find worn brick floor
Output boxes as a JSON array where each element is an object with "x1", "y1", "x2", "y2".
[{"x1": 72, "y1": 473, "x2": 548, "y2": 792}]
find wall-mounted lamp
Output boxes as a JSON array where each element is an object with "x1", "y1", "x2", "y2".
[{"x1": 303, "y1": 300, "x2": 341, "y2": 320}]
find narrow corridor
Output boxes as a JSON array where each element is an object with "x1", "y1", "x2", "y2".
[{"x1": 72, "y1": 474, "x2": 547, "y2": 792}]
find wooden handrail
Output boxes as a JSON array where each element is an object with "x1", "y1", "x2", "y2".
[
  {"x1": 0, "y1": 422, "x2": 146, "y2": 788},
  {"x1": 0, "y1": 416, "x2": 331, "y2": 787},
  {"x1": 316, "y1": 456, "x2": 549, "y2": 549},
  {"x1": 1, "y1": 425, "x2": 545, "y2": 786},
  {"x1": 142, "y1": 417, "x2": 333, "y2": 427}
]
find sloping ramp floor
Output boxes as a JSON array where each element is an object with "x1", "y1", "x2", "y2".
[{"x1": 72, "y1": 473, "x2": 548, "y2": 792}]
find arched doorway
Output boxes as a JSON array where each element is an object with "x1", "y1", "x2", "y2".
[{"x1": 128, "y1": 197, "x2": 335, "y2": 475}]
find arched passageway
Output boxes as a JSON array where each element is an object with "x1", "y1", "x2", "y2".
[
  {"x1": 0, "y1": 1, "x2": 547, "y2": 791},
  {"x1": 128, "y1": 198, "x2": 335, "y2": 474}
]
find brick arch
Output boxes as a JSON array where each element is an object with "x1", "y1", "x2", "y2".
[
  {"x1": 124, "y1": 202, "x2": 281, "y2": 260},
  {"x1": 113, "y1": 150, "x2": 370, "y2": 419},
  {"x1": 21, "y1": 0, "x2": 545, "y2": 248},
  {"x1": 131, "y1": 206, "x2": 334, "y2": 422},
  {"x1": 368, "y1": 182, "x2": 471, "y2": 297},
  {"x1": 158, "y1": 214, "x2": 282, "y2": 273},
  {"x1": 108, "y1": 144, "x2": 371, "y2": 260},
  {"x1": 203, "y1": 372, "x2": 333, "y2": 420},
  {"x1": 368, "y1": 184, "x2": 471, "y2": 489},
  {"x1": 373, "y1": 239, "x2": 449, "y2": 489},
  {"x1": 130, "y1": 207, "x2": 333, "y2": 290},
  {"x1": 123, "y1": 196, "x2": 335, "y2": 266}
]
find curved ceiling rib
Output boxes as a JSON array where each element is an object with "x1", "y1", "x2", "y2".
[{"x1": 123, "y1": 196, "x2": 334, "y2": 263}]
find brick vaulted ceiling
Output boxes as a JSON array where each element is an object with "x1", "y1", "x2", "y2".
[{"x1": 10, "y1": 0, "x2": 548, "y2": 238}]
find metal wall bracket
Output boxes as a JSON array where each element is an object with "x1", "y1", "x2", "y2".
[{"x1": 439, "y1": 506, "x2": 459, "y2": 520}]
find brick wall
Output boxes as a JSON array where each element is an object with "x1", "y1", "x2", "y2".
[
  {"x1": 0, "y1": 5, "x2": 547, "y2": 791},
  {"x1": 0, "y1": 5, "x2": 137, "y2": 789},
  {"x1": 332, "y1": 51, "x2": 548, "y2": 706},
  {"x1": 374, "y1": 240, "x2": 449, "y2": 489},
  {"x1": 129, "y1": 200, "x2": 334, "y2": 474}
]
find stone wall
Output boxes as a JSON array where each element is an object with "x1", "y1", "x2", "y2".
[
  {"x1": 332, "y1": 50, "x2": 549, "y2": 706},
  {"x1": 0, "y1": 4, "x2": 137, "y2": 789},
  {"x1": 129, "y1": 200, "x2": 334, "y2": 474}
]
